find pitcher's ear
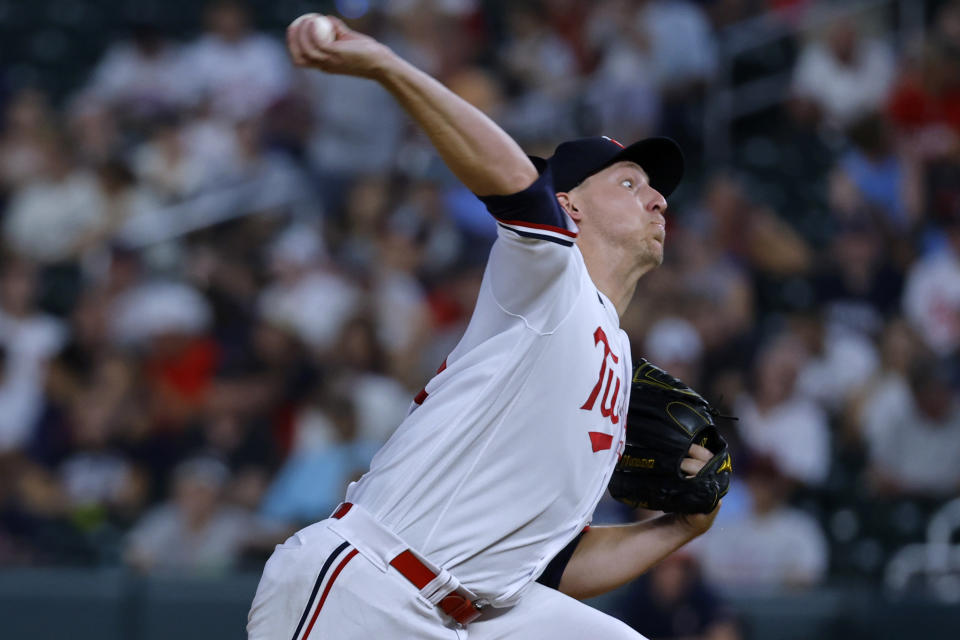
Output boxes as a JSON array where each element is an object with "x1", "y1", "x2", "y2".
[{"x1": 556, "y1": 192, "x2": 583, "y2": 222}]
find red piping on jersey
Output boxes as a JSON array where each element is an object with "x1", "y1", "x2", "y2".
[
  {"x1": 498, "y1": 218, "x2": 578, "y2": 238},
  {"x1": 413, "y1": 359, "x2": 448, "y2": 405},
  {"x1": 301, "y1": 548, "x2": 359, "y2": 640}
]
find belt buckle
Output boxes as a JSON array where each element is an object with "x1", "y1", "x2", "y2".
[{"x1": 440, "y1": 594, "x2": 489, "y2": 627}]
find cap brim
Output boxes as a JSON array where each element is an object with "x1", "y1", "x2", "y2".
[{"x1": 607, "y1": 137, "x2": 684, "y2": 197}]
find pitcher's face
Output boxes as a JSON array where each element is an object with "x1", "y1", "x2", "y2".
[{"x1": 566, "y1": 161, "x2": 668, "y2": 268}]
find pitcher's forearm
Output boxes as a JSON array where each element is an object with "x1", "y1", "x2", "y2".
[
  {"x1": 375, "y1": 54, "x2": 537, "y2": 196},
  {"x1": 557, "y1": 516, "x2": 700, "y2": 600}
]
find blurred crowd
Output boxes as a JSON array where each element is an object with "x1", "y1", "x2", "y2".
[{"x1": 1, "y1": 0, "x2": 959, "y2": 628}]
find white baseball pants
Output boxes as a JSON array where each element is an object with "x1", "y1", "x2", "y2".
[{"x1": 247, "y1": 512, "x2": 645, "y2": 639}]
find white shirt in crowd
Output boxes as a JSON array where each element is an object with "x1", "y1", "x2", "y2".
[
  {"x1": 639, "y1": 0, "x2": 718, "y2": 88},
  {"x1": 792, "y1": 37, "x2": 895, "y2": 128},
  {"x1": 797, "y1": 326, "x2": 879, "y2": 412},
  {"x1": 694, "y1": 505, "x2": 829, "y2": 590},
  {"x1": 87, "y1": 40, "x2": 192, "y2": 111},
  {"x1": 4, "y1": 171, "x2": 105, "y2": 263},
  {"x1": 735, "y1": 393, "x2": 832, "y2": 485},
  {"x1": 0, "y1": 310, "x2": 66, "y2": 453},
  {"x1": 863, "y1": 379, "x2": 960, "y2": 495},
  {"x1": 257, "y1": 270, "x2": 362, "y2": 352},
  {"x1": 179, "y1": 32, "x2": 292, "y2": 120}
]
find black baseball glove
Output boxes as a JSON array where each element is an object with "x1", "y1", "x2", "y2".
[{"x1": 608, "y1": 359, "x2": 732, "y2": 514}]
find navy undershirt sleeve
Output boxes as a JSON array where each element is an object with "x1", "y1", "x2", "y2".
[
  {"x1": 536, "y1": 530, "x2": 587, "y2": 590},
  {"x1": 478, "y1": 162, "x2": 571, "y2": 232}
]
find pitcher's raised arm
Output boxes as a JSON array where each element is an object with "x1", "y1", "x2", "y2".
[{"x1": 287, "y1": 15, "x2": 538, "y2": 196}]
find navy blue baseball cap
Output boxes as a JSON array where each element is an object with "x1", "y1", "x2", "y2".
[{"x1": 534, "y1": 136, "x2": 684, "y2": 197}]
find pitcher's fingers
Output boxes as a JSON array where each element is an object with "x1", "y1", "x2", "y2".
[
  {"x1": 287, "y1": 14, "x2": 314, "y2": 65},
  {"x1": 297, "y1": 16, "x2": 320, "y2": 61},
  {"x1": 687, "y1": 443, "x2": 713, "y2": 462},
  {"x1": 327, "y1": 16, "x2": 351, "y2": 39},
  {"x1": 681, "y1": 457, "x2": 707, "y2": 477},
  {"x1": 294, "y1": 15, "x2": 333, "y2": 63}
]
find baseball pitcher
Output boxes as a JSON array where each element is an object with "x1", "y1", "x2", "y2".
[{"x1": 247, "y1": 14, "x2": 731, "y2": 639}]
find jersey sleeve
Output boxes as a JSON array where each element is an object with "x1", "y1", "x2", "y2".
[
  {"x1": 476, "y1": 162, "x2": 584, "y2": 331},
  {"x1": 478, "y1": 158, "x2": 579, "y2": 246}
]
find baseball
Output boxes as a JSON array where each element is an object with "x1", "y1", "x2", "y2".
[
  {"x1": 309, "y1": 15, "x2": 335, "y2": 47},
  {"x1": 289, "y1": 13, "x2": 335, "y2": 56}
]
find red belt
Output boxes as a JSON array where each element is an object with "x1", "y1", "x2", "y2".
[{"x1": 332, "y1": 502, "x2": 486, "y2": 626}]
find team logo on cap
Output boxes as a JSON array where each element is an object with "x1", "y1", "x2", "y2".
[{"x1": 602, "y1": 136, "x2": 625, "y2": 149}]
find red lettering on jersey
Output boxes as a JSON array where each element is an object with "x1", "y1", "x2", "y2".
[
  {"x1": 588, "y1": 431, "x2": 614, "y2": 452},
  {"x1": 580, "y1": 327, "x2": 621, "y2": 425}
]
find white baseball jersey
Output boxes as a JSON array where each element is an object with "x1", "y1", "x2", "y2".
[{"x1": 345, "y1": 166, "x2": 632, "y2": 607}]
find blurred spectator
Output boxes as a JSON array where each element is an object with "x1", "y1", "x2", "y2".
[
  {"x1": 0, "y1": 88, "x2": 57, "y2": 194},
  {"x1": 887, "y1": 1, "x2": 960, "y2": 146},
  {"x1": 66, "y1": 97, "x2": 122, "y2": 168},
  {"x1": 830, "y1": 113, "x2": 922, "y2": 231},
  {"x1": 2, "y1": 139, "x2": 107, "y2": 263},
  {"x1": 812, "y1": 218, "x2": 904, "y2": 339},
  {"x1": 639, "y1": 0, "x2": 716, "y2": 151},
  {"x1": 5, "y1": 153, "x2": 155, "y2": 265},
  {"x1": 372, "y1": 224, "x2": 432, "y2": 362},
  {"x1": 332, "y1": 315, "x2": 413, "y2": 442},
  {"x1": 0, "y1": 261, "x2": 66, "y2": 453},
  {"x1": 303, "y1": 61, "x2": 405, "y2": 208},
  {"x1": 385, "y1": 0, "x2": 477, "y2": 79},
  {"x1": 635, "y1": 0, "x2": 717, "y2": 92},
  {"x1": 643, "y1": 315, "x2": 704, "y2": 388},
  {"x1": 190, "y1": 369, "x2": 281, "y2": 501},
  {"x1": 131, "y1": 112, "x2": 227, "y2": 202},
  {"x1": 763, "y1": 96, "x2": 839, "y2": 247},
  {"x1": 57, "y1": 386, "x2": 148, "y2": 529},
  {"x1": 499, "y1": 0, "x2": 579, "y2": 95},
  {"x1": 335, "y1": 176, "x2": 393, "y2": 274},
  {"x1": 847, "y1": 318, "x2": 920, "y2": 449},
  {"x1": 389, "y1": 178, "x2": 465, "y2": 280},
  {"x1": 0, "y1": 345, "x2": 38, "y2": 454},
  {"x1": 902, "y1": 210, "x2": 960, "y2": 356},
  {"x1": 693, "y1": 457, "x2": 829, "y2": 590},
  {"x1": 110, "y1": 280, "x2": 213, "y2": 348},
  {"x1": 683, "y1": 173, "x2": 811, "y2": 321},
  {"x1": 495, "y1": 0, "x2": 581, "y2": 143},
  {"x1": 693, "y1": 174, "x2": 812, "y2": 280},
  {"x1": 84, "y1": 20, "x2": 191, "y2": 122},
  {"x1": 792, "y1": 14, "x2": 895, "y2": 130},
  {"x1": 862, "y1": 357, "x2": 960, "y2": 497},
  {"x1": 792, "y1": 310, "x2": 879, "y2": 414},
  {"x1": 617, "y1": 552, "x2": 742, "y2": 640},
  {"x1": 735, "y1": 334, "x2": 831, "y2": 485},
  {"x1": 179, "y1": 0, "x2": 292, "y2": 120},
  {"x1": 0, "y1": 454, "x2": 72, "y2": 564},
  {"x1": 583, "y1": 0, "x2": 661, "y2": 141},
  {"x1": 108, "y1": 279, "x2": 218, "y2": 434},
  {"x1": 125, "y1": 456, "x2": 271, "y2": 573},
  {"x1": 257, "y1": 223, "x2": 362, "y2": 353},
  {"x1": 260, "y1": 389, "x2": 379, "y2": 525}
]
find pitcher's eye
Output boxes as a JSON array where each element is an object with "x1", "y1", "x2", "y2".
[{"x1": 621, "y1": 179, "x2": 634, "y2": 189}]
